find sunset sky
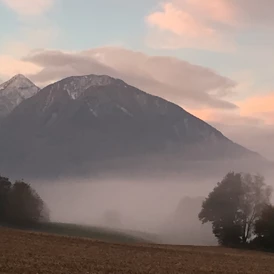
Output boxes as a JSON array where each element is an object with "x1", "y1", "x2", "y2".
[{"x1": 0, "y1": 0, "x2": 273, "y2": 159}]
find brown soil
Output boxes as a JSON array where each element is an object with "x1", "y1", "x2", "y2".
[{"x1": 1, "y1": 227, "x2": 274, "y2": 274}]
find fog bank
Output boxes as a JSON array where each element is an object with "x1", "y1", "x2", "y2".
[
  {"x1": 33, "y1": 178, "x2": 218, "y2": 245},
  {"x1": 32, "y1": 172, "x2": 274, "y2": 246}
]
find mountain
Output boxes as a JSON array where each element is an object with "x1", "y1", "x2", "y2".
[
  {"x1": 0, "y1": 74, "x2": 267, "y2": 180},
  {"x1": 0, "y1": 74, "x2": 39, "y2": 119}
]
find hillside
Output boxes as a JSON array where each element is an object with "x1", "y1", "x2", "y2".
[
  {"x1": 1, "y1": 227, "x2": 274, "y2": 274},
  {"x1": 0, "y1": 74, "x2": 266, "y2": 180},
  {"x1": 5, "y1": 222, "x2": 158, "y2": 244}
]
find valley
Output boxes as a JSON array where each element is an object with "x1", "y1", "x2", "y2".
[{"x1": 1, "y1": 3, "x2": 274, "y2": 273}]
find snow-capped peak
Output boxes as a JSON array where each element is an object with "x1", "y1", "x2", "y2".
[
  {"x1": 0, "y1": 74, "x2": 40, "y2": 117},
  {"x1": 62, "y1": 74, "x2": 122, "y2": 100},
  {"x1": 0, "y1": 74, "x2": 39, "y2": 98},
  {"x1": 11, "y1": 74, "x2": 27, "y2": 80}
]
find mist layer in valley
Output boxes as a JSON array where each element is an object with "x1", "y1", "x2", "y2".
[
  {"x1": 33, "y1": 177, "x2": 222, "y2": 246},
  {"x1": 32, "y1": 165, "x2": 274, "y2": 246}
]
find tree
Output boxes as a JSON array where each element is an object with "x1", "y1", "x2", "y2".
[
  {"x1": 0, "y1": 176, "x2": 12, "y2": 222},
  {"x1": 199, "y1": 172, "x2": 272, "y2": 246},
  {"x1": 253, "y1": 205, "x2": 274, "y2": 250},
  {"x1": 239, "y1": 173, "x2": 272, "y2": 243},
  {"x1": 6, "y1": 181, "x2": 50, "y2": 225}
]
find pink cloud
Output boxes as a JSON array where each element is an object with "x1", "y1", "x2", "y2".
[
  {"x1": 186, "y1": 103, "x2": 274, "y2": 160},
  {"x1": 185, "y1": 0, "x2": 237, "y2": 25},
  {"x1": 188, "y1": 91, "x2": 274, "y2": 127},
  {"x1": 146, "y1": 0, "x2": 236, "y2": 51},
  {"x1": 146, "y1": 0, "x2": 274, "y2": 50},
  {"x1": 147, "y1": 3, "x2": 215, "y2": 38},
  {"x1": 0, "y1": 55, "x2": 41, "y2": 79},
  {"x1": 1, "y1": 0, "x2": 54, "y2": 16},
  {"x1": 239, "y1": 93, "x2": 274, "y2": 125},
  {"x1": 23, "y1": 47, "x2": 237, "y2": 109}
]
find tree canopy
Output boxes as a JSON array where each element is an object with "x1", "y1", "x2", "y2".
[
  {"x1": 253, "y1": 204, "x2": 274, "y2": 250},
  {"x1": 199, "y1": 172, "x2": 272, "y2": 246},
  {"x1": 0, "y1": 176, "x2": 49, "y2": 226}
]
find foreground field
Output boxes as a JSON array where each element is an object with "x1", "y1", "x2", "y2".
[
  {"x1": 11, "y1": 222, "x2": 158, "y2": 244},
  {"x1": 1, "y1": 228, "x2": 274, "y2": 274}
]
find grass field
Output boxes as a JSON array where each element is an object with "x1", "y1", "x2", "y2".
[
  {"x1": 1, "y1": 228, "x2": 274, "y2": 274},
  {"x1": 10, "y1": 222, "x2": 158, "y2": 244}
]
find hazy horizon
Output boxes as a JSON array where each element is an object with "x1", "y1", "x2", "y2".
[{"x1": 31, "y1": 171, "x2": 274, "y2": 246}]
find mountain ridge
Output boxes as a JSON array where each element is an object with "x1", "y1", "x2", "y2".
[{"x1": 0, "y1": 73, "x2": 268, "y2": 180}]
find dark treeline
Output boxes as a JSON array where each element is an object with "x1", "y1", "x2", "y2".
[
  {"x1": 199, "y1": 172, "x2": 274, "y2": 251},
  {"x1": 0, "y1": 176, "x2": 49, "y2": 226}
]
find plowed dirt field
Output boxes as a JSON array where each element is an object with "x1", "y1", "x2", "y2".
[{"x1": 1, "y1": 228, "x2": 274, "y2": 274}]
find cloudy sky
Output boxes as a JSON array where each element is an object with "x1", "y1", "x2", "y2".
[{"x1": 0, "y1": 0, "x2": 273, "y2": 159}]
